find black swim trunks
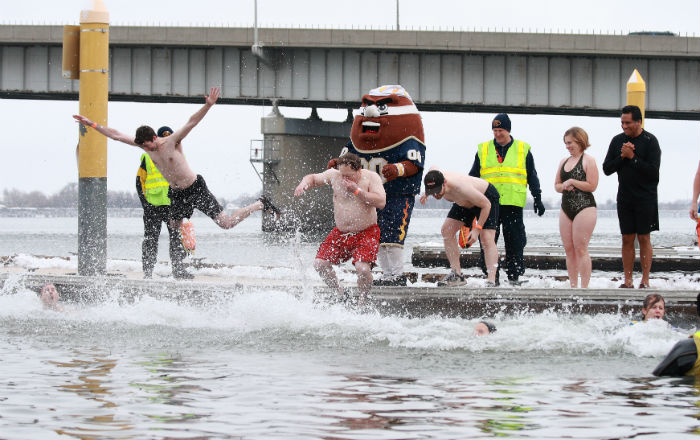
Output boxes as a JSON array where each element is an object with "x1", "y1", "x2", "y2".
[
  {"x1": 616, "y1": 200, "x2": 659, "y2": 235},
  {"x1": 447, "y1": 183, "x2": 500, "y2": 230},
  {"x1": 169, "y1": 174, "x2": 223, "y2": 222}
]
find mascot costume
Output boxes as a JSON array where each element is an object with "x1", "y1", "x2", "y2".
[{"x1": 330, "y1": 85, "x2": 426, "y2": 286}]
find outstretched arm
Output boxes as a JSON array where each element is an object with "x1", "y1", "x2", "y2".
[
  {"x1": 73, "y1": 114, "x2": 138, "y2": 146},
  {"x1": 294, "y1": 169, "x2": 335, "y2": 196},
  {"x1": 171, "y1": 86, "x2": 220, "y2": 145}
]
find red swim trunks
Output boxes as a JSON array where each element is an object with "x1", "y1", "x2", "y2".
[{"x1": 316, "y1": 224, "x2": 380, "y2": 265}]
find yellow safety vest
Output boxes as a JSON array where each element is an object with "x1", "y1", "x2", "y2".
[
  {"x1": 140, "y1": 153, "x2": 170, "y2": 206},
  {"x1": 478, "y1": 139, "x2": 530, "y2": 207}
]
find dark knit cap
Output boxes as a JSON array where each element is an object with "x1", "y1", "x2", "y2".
[
  {"x1": 157, "y1": 126, "x2": 174, "y2": 137},
  {"x1": 480, "y1": 321, "x2": 497, "y2": 333},
  {"x1": 492, "y1": 114, "x2": 511, "y2": 132}
]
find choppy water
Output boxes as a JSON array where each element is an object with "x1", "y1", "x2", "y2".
[{"x1": 1, "y1": 210, "x2": 700, "y2": 438}]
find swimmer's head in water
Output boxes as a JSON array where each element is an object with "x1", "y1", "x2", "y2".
[
  {"x1": 40, "y1": 283, "x2": 60, "y2": 309},
  {"x1": 642, "y1": 293, "x2": 666, "y2": 321},
  {"x1": 474, "y1": 321, "x2": 496, "y2": 336}
]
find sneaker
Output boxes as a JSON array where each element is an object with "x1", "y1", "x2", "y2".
[
  {"x1": 508, "y1": 279, "x2": 527, "y2": 286},
  {"x1": 437, "y1": 271, "x2": 466, "y2": 287},
  {"x1": 485, "y1": 280, "x2": 499, "y2": 287},
  {"x1": 373, "y1": 275, "x2": 407, "y2": 286},
  {"x1": 173, "y1": 270, "x2": 195, "y2": 280},
  {"x1": 258, "y1": 195, "x2": 281, "y2": 218}
]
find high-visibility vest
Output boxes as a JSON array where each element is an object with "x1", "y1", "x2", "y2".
[
  {"x1": 478, "y1": 139, "x2": 530, "y2": 207},
  {"x1": 141, "y1": 153, "x2": 170, "y2": 206}
]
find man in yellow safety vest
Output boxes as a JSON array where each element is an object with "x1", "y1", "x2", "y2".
[
  {"x1": 136, "y1": 126, "x2": 191, "y2": 279},
  {"x1": 468, "y1": 114, "x2": 545, "y2": 285}
]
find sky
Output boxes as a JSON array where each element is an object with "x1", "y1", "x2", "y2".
[{"x1": 1, "y1": 0, "x2": 699, "y2": 205}]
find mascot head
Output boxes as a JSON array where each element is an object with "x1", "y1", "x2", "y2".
[{"x1": 350, "y1": 85, "x2": 424, "y2": 152}]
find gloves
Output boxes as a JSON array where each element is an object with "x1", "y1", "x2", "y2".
[
  {"x1": 534, "y1": 196, "x2": 546, "y2": 216},
  {"x1": 327, "y1": 158, "x2": 338, "y2": 169},
  {"x1": 381, "y1": 164, "x2": 400, "y2": 181}
]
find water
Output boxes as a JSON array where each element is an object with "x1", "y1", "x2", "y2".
[{"x1": 1, "y1": 211, "x2": 700, "y2": 438}]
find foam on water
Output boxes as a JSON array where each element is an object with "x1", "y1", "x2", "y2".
[{"x1": 0, "y1": 280, "x2": 690, "y2": 358}]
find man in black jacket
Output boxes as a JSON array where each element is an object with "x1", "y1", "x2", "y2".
[{"x1": 603, "y1": 105, "x2": 661, "y2": 289}]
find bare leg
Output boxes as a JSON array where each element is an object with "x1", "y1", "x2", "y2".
[
  {"x1": 214, "y1": 200, "x2": 264, "y2": 229},
  {"x1": 621, "y1": 234, "x2": 636, "y2": 287},
  {"x1": 441, "y1": 218, "x2": 464, "y2": 274},
  {"x1": 479, "y1": 229, "x2": 498, "y2": 283},
  {"x1": 313, "y1": 258, "x2": 343, "y2": 296},
  {"x1": 572, "y1": 207, "x2": 596, "y2": 288},
  {"x1": 559, "y1": 210, "x2": 578, "y2": 287},
  {"x1": 354, "y1": 261, "x2": 373, "y2": 298},
  {"x1": 637, "y1": 233, "x2": 652, "y2": 286}
]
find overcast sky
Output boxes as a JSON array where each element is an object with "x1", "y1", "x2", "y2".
[{"x1": 1, "y1": 0, "x2": 699, "y2": 205}]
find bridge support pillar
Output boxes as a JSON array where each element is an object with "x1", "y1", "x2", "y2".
[{"x1": 260, "y1": 109, "x2": 352, "y2": 234}]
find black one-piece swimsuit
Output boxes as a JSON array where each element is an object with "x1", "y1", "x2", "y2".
[{"x1": 560, "y1": 155, "x2": 596, "y2": 221}]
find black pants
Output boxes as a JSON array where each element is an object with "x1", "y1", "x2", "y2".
[
  {"x1": 142, "y1": 204, "x2": 186, "y2": 277},
  {"x1": 479, "y1": 205, "x2": 526, "y2": 281}
]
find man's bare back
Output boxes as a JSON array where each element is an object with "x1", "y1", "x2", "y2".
[{"x1": 439, "y1": 170, "x2": 490, "y2": 208}]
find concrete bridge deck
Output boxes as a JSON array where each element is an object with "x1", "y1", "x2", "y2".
[{"x1": 2, "y1": 271, "x2": 697, "y2": 324}]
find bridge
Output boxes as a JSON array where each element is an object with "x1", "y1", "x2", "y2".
[{"x1": 1, "y1": 25, "x2": 699, "y2": 119}]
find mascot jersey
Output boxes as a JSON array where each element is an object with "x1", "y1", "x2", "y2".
[
  {"x1": 340, "y1": 85, "x2": 426, "y2": 197},
  {"x1": 341, "y1": 138, "x2": 425, "y2": 196}
]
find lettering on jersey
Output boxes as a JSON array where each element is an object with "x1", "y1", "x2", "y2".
[
  {"x1": 406, "y1": 149, "x2": 422, "y2": 163},
  {"x1": 359, "y1": 157, "x2": 390, "y2": 183}
]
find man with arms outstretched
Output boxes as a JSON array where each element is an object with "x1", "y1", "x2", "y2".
[
  {"x1": 74, "y1": 87, "x2": 278, "y2": 233},
  {"x1": 295, "y1": 153, "x2": 386, "y2": 301}
]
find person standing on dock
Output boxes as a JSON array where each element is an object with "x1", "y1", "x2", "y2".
[
  {"x1": 421, "y1": 168, "x2": 500, "y2": 286},
  {"x1": 73, "y1": 87, "x2": 280, "y2": 241},
  {"x1": 603, "y1": 105, "x2": 661, "y2": 289},
  {"x1": 136, "y1": 126, "x2": 191, "y2": 279},
  {"x1": 468, "y1": 114, "x2": 545, "y2": 285},
  {"x1": 690, "y1": 161, "x2": 700, "y2": 220},
  {"x1": 295, "y1": 153, "x2": 386, "y2": 302},
  {"x1": 555, "y1": 127, "x2": 598, "y2": 288}
]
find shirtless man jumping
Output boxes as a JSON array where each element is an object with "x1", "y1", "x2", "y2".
[
  {"x1": 294, "y1": 153, "x2": 386, "y2": 300},
  {"x1": 421, "y1": 168, "x2": 500, "y2": 286},
  {"x1": 73, "y1": 86, "x2": 277, "y2": 232}
]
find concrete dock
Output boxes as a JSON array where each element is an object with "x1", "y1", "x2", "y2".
[
  {"x1": 2, "y1": 271, "x2": 698, "y2": 325},
  {"x1": 412, "y1": 245, "x2": 700, "y2": 272}
]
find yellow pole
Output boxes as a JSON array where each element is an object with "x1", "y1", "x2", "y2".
[
  {"x1": 626, "y1": 69, "x2": 646, "y2": 128},
  {"x1": 76, "y1": 0, "x2": 110, "y2": 275}
]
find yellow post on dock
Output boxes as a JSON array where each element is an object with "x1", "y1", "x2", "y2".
[
  {"x1": 67, "y1": 0, "x2": 110, "y2": 276},
  {"x1": 626, "y1": 69, "x2": 646, "y2": 127}
]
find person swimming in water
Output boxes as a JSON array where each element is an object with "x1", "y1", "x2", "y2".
[
  {"x1": 474, "y1": 321, "x2": 497, "y2": 336},
  {"x1": 39, "y1": 283, "x2": 62, "y2": 311},
  {"x1": 640, "y1": 293, "x2": 666, "y2": 321}
]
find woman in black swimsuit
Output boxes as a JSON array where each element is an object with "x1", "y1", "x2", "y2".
[{"x1": 555, "y1": 127, "x2": 599, "y2": 288}]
